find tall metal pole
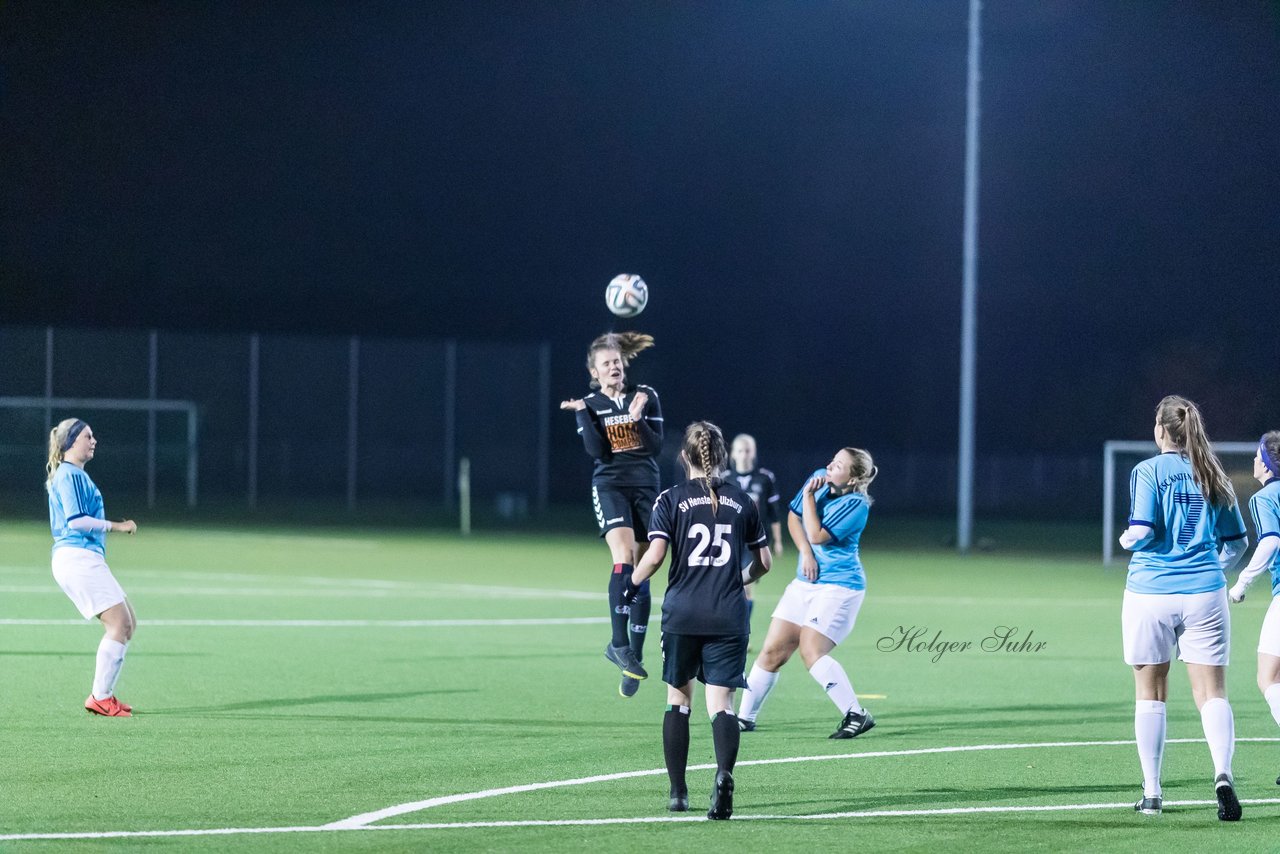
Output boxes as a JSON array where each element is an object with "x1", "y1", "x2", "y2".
[
  {"x1": 44, "y1": 326, "x2": 54, "y2": 434},
  {"x1": 443, "y1": 340, "x2": 458, "y2": 508},
  {"x1": 346, "y1": 335, "x2": 360, "y2": 511},
  {"x1": 536, "y1": 341, "x2": 551, "y2": 514},
  {"x1": 957, "y1": 0, "x2": 982, "y2": 554},
  {"x1": 247, "y1": 334, "x2": 260, "y2": 509},
  {"x1": 147, "y1": 330, "x2": 158, "y2": 509}
]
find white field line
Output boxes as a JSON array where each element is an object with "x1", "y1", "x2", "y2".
[
  {"x1": 0, "y1": 617, "x2": 608, "y2": 628},
  {"x1": 324, "y1": 736, "x2": 1280, "y2": 828},
  {"x1": 3, "y1": 739, "x2": 1280, "y2": 843},
  {"x1": 0, "y1": 584, "x2": 604, "y2": 600},
  {"x1": 5, "y1": 794, "x2": 1280, "y2": 842},
  {"x1": 0, "y1": 565, "x2": 604, "y2": 601}
]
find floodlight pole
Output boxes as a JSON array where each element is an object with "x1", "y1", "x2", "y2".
[{"x1": 957, "y1": 0, "x2": 982, "y2": 554}]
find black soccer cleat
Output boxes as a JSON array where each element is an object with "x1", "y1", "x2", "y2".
[
  {"x1": 604, "y1": 643, "x2": 647, "y2": 680},
  {"x1": 669, "y1": 787, "x2": 689, "y2": 812},
  {"x1": 830, "y1": 708, "x2": 876, "y2": 739},
  {"x1": 737, "y1": 718, "x2": 756, "y2": 733},
  {"x1": 1134, "y1": 795, "x2": 1162, "y2": 816},
  {"x1": 707, "y1": 770, "x2": 734, "y2": 820},
  {"x1": 1215, "y1": 773, "x2": 1241, "y2": 822},
  {"x1": 619, "y1": 675, "x2": 640, "y2": 698}
]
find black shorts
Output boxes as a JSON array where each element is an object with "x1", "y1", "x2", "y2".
[
  {"x1": 661, "y1": 632, "x2": 749, "y2": 689},
  {"x1": 592, "y1": 484, "x2": 658, "y2": 539}
]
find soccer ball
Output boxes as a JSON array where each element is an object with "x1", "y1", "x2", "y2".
[{"x1": 605, "y1": 274, "x2": 648, "y2": 318}]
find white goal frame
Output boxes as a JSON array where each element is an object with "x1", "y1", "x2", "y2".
[
  {"x1": 1102, "y1": 439, "x2": 1257, "y2": 565},
  {"x1": 1, "y1": 395, "x2": 199, "y2": 508}
]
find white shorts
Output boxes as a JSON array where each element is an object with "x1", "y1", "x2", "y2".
[
  {"x1": 52, "y1": 546, "x2": 126, "y2": 620},
  {"x1": 1259, "y1": 596, "x2": 1280, "y2": 658},
  {"x1": 1122, "y1": 588, "x2": 1229, "y2": 666},
  {"x1": 772, "y1": 578, "x2": 865, "y2": 645}
]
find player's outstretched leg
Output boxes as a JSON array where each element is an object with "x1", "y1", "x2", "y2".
[
  {"x1": 737, "y1": 665, "x2": 778, "y2": 731},
  {"x1": 664, "y1": 705, "x2": 690, "y2": 812}
]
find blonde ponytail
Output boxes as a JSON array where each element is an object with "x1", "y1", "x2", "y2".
[
  {"x1": 842, "y1": 447, "x2": 878, "y2": 504},
  {"x1": 46, "y1": 418, "x2": 80, "y2": 488}
]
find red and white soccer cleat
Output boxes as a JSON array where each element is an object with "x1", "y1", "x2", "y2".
[{"x1": 85, "y1": 695, "x2": 132, "y2": 717}]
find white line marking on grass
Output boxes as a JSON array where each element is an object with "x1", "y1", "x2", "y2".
[
  {"x1": 5, "y1": 798, "x2": 1280, "y2": 842},
  {"x1": 326, "y1": 737, "x2": 1280, "y2": 828},
  {"x1": 0, "y1": 617, "x2": 608, "y2": 628},
  {"x1": 0, "y1": 583, "x2": 605, "y2": 601},
  {"x1": 4, "y1": 740, "x2": 1280, "y2": 842}
]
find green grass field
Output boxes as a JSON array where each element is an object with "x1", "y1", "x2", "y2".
[{"x1": 1, "y1": 518, "x2": 1278, "y2": 852}]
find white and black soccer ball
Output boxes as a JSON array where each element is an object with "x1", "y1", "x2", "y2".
[{"x1": 605, "y1": 274, "x2": 648, "y2": 318}]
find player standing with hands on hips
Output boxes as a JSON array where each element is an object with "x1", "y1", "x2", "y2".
[
  {"x1": 46, "y1": 418, "x2": 139, "y2": 717},
  {"x1": 561, "y1": 332, "x2": 663, "y2": 698},
  {"x1": 1119, "y1": 395, "x2": 1248, "y2": 820},
  {"x1": 627, "y1": 421, "x2": 771, "y2": 819},
  {"x1": 737, "y1": 448, "x2": 878, "y2": 738},
  {"x1": 1228, "y1": 430, "x2": 1280, "y2": 784}
]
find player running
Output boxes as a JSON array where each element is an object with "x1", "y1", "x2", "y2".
[
  {"x1": 45, "y1": 418, "x2": 139, "y2": 717},
  {"x1": 736, "y1": 447, "x2": 878, "y2": 738},
  {"x1": 1228, "y1": 430, "x2": 1280, "y2": 785},
  {"x1": 726, "y1": 434, "x2": 783, "y2": 625},
  {"x1": 629, "y1": 421, "x2": 771, "y2": 819},
  {"x1": 560, "y1": 332, "x2": 663, "y2": 698},
  {"x1": 1119, "y1": 395, "x2": 1248, "y2": 820}
]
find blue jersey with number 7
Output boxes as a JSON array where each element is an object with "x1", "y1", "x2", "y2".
[{"x1": 1126, "y1": 452, "x2": 1247, "y2": 594}]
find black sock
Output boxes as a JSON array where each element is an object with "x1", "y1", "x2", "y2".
[
  {"x1": 711, "y1": 711, "x2": 740, "y2": 774},
  {"x1": 628, "y1": 582, "x2": 650, "y2": 660},
  {"x1": 607, "y1": 563, "x2": 633, "y2": 648},
  {"x1": 746, "y1": 598, "x2": 755, "y2": 624},
  {"x1": 663, "y1": 705, "x2": 691, "y2": 795}
]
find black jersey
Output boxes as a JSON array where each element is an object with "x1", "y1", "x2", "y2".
[
  {"x1": 573, "y1": 384, "x2": 663, "y2": 488},
  {"x1": 727, "y1": 467, "x2": 781, "y2": 546},
  {"x1": 649, "y1": 478, "x2": 768, "y2": 635}
]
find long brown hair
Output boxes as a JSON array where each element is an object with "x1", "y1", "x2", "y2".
[
  {"x1": 682, "y1": 421, "x2": 728, "y2": 515},
  {"x1": 1156, "y1": 395, "x2": 1234, "y2": 508},
  {"x1": 585, "y1": 332, "x2": 654, "y2": 389}
]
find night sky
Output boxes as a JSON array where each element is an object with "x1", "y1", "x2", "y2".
[{"x1": 3, "y1": 1, "x2": 1278, "y2": 459}]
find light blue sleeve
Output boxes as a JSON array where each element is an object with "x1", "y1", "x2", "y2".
[
  {"x1": 53, "y1": 471, "x2": 87, "y2": 520},
  {"x1": 1216, "y1": 501, "x2": 1247, "y2": 542},
  {"x1": 1251, "y1": 493, "x2": 1280, "y2": 541},
  {"x1": 822, "y1": 497, "x2": 868, "y2": 543},
  {"x1": 1128, "y1": 463, "x2": 1158, "y2": 527},
  {"x1": 788, "y1": 469, "x2": 828, "y2": 515}
]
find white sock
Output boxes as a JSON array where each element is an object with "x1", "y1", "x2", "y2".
[
  {"x1": 737, "y1": 665, "x2": 779, "y2": 722},
  {"x1": 1265, "y1": 683, "x2": 1280, "y2": 728},
  {"x1": 93, "y1": 638, "x2": 128, "y2": 700},
  {"x1": 808, "y1": 655, "x2": 862, "y2": 715},
  {"x1": 1134, "y1": 700, "x2": 1166, "y2": 797},
  {"x1": 1199, "y1": 696, "x2": 1235, "y2": 779}
]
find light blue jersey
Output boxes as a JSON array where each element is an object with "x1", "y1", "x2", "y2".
[
  {"x1": 48, "y1": 463, "x2": 107, "y2": 556},
  {"x1": 1126, "y1": 452, "x2": 1247, "y2": 594},
  {"x1": 1248, "y1": 477, "x2": 1280, "y2": 598},
  {"x1": 789, "y1": 468, "x2": 871, "y2": 591}
]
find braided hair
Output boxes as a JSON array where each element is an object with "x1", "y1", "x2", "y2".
[{"x1": 681, "y1": 421, "x2": 728, "y2": 515}]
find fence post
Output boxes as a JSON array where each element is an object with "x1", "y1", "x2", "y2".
[
  {"x1": 347, "y1": 335, "x2": 360, "y2": 511},
  {"x1": 247, "y1": 334, "x2": 260, "y2": 509}
]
